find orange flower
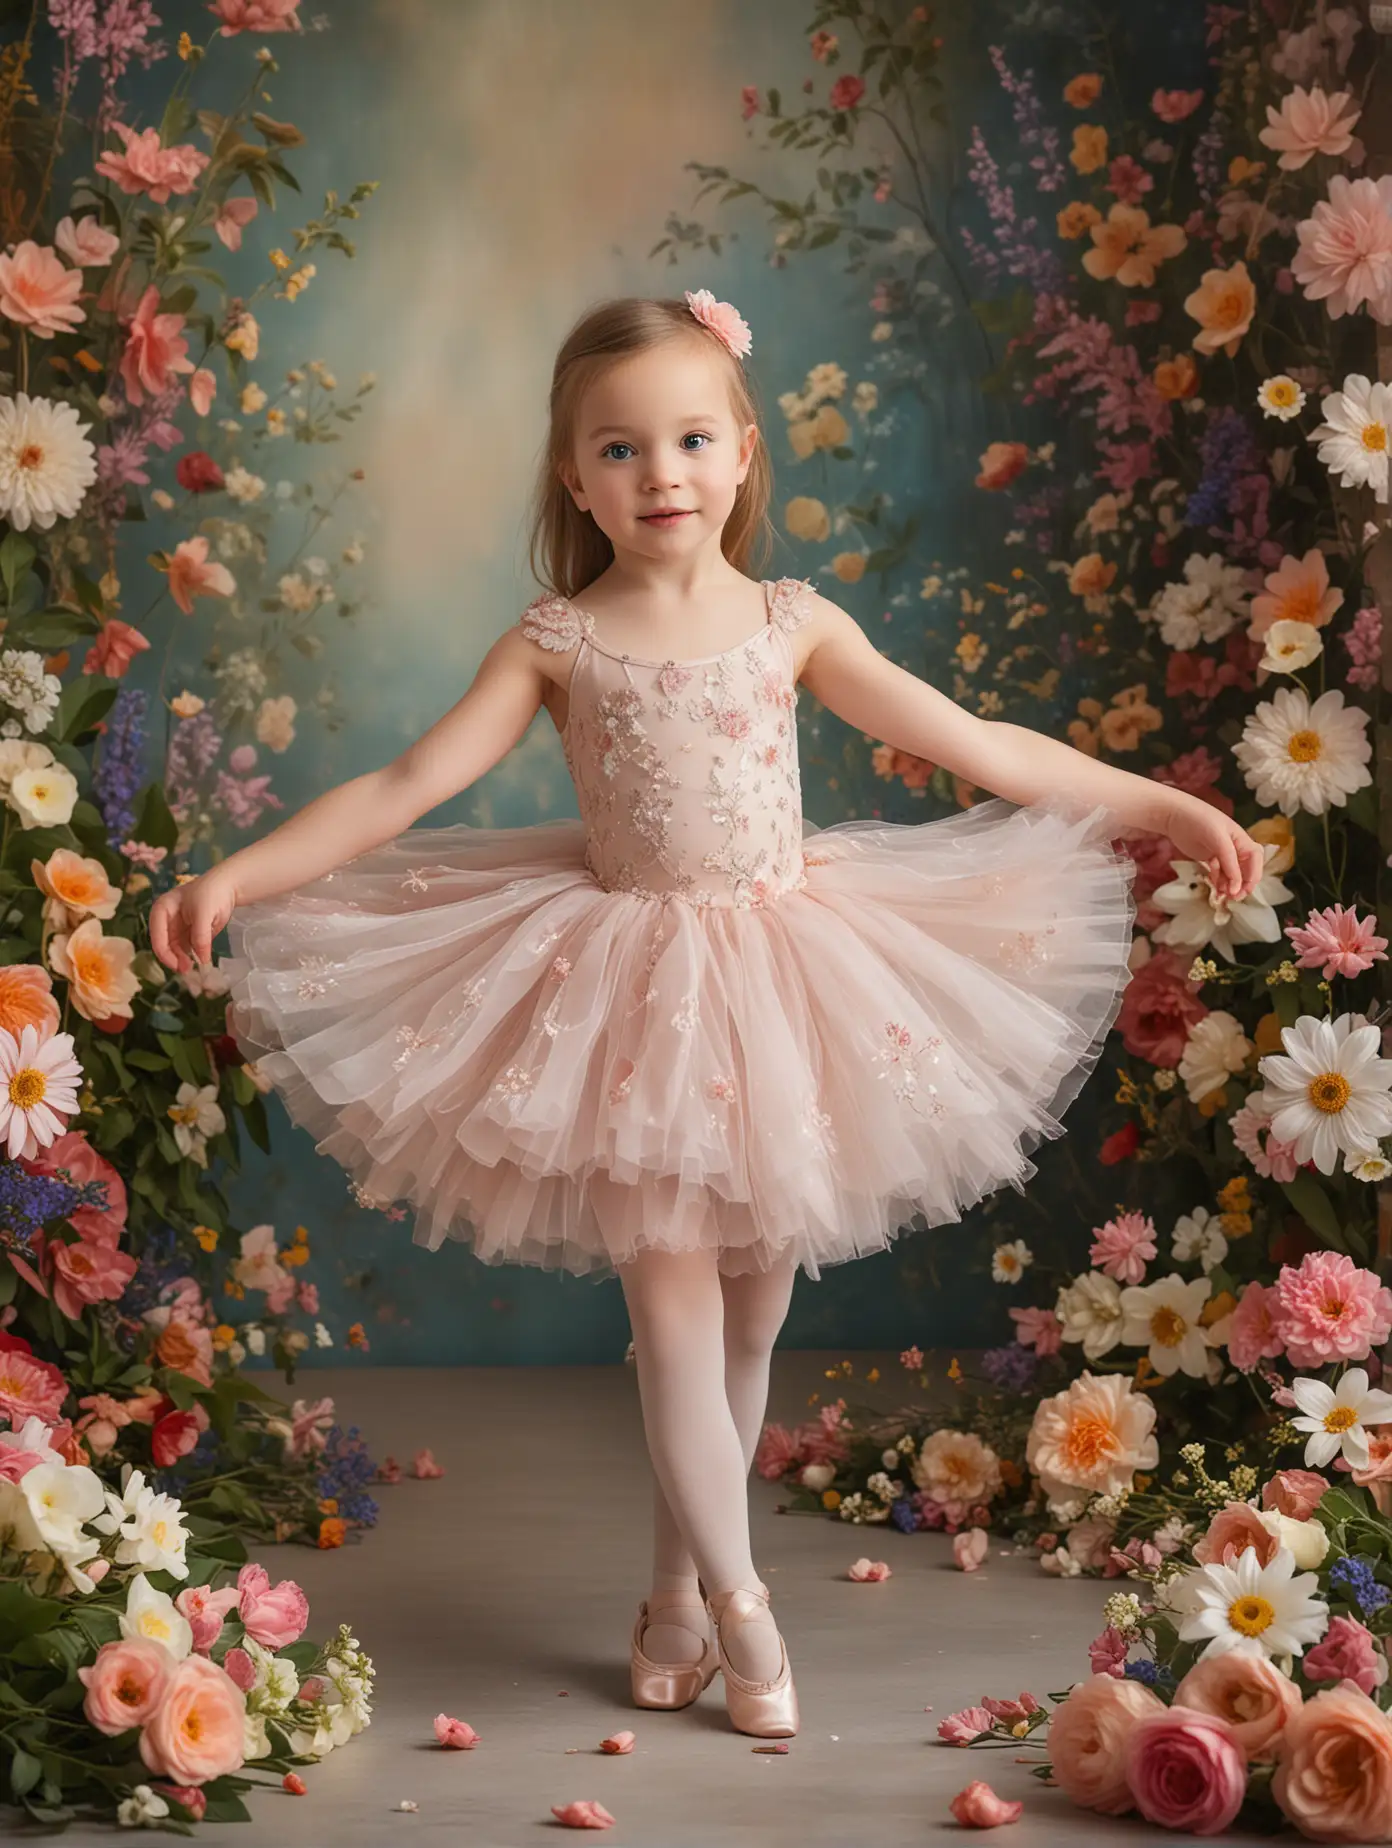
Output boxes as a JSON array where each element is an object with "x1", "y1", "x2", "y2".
[
  {"x1": 0, "y1": 963, "x2": 60, "y2": 1041},
  {"x1": 975, "y1": 440, "x2": 1029, "y2": 489},
  {"x1": 1184, "y1": 261, "x2": 1256, "y2": 357},
  {"x1": 1057, "y1": 200, "x2": 1102, "y2": 239},
  {"x1": 46, "y1": 917, "x2": 141, "y2": 1024},
  {"x1": 1099, "y1": 697, "x2": 1163, "y2": 751},
  {"x1": 317, "y1": 1517, "x2": 347, "y2": 1549},
  {"x1": 1068, "y1": 553, "x2": 1117, "y2": 599},
  {"x1": 1248, "y1": 548, "x2": 1345, "y2": 641},
  {"x1": 31, "y1": 848, "x2": 122, "y2": 929},
  {"x1": 1070, "y1": 124, "x2": 1109, "y2": 174},
  {"x1": 1153, "y1": 354, "x2": 1200, "y2": 401},
  {"x1": 1082, "y1": 204, "x2": 1187, "y2": 287},
  {"x1": 1064, "y1": 74, "x2": 1103, "y2": 108},
  {"x1": 164, "y1": 535, "x2": 235, "y2": 616}
]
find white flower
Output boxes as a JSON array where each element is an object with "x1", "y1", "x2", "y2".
[
  {"x1": 0, "y1": 1460, "x2": 104, "y2": 1562},
  {"x1": 224, "y1": 462, "x2": 266, "y2": 504},
  {"x1": 1260, "y1": 619, "x2": 1323, "y2": 676},
  {"x1": 1255, "y1": 1013, "x2": 1392, "y2": 1176},
  {"x1": 0, "y1": 1023, "x2": 83, "y2": 1160},
  {"x1": 255, "y1": 694, "x2": 297, "y2": 752},
  {"x1": 1176, "y1": 1011, "x2": 1256, "y2": 1106},
  {"x1": 314, "y1": 1321, "x2": 334, "y2": 1347},
  {"x1": 1172, "y1": 1206, "x2": 1229, "y2": 1272},
  {"x1": 0, "y1": 738, "x2": 55, "y2": 793},
  {"x1": 0, "y1": 648, "x2": 61, "y2": 732},
  {"x1": 1309, "y1": 374, "x2": 1390, "y2": 502},
  {"x1": 1150, "y1": 553, "x2": 1248, "y2": 650},
  {"x1": 1055, "y1": 1270, "x2": 1126, "y2": 1358},
  {"x1": 1257, "y1": 1506, "x2": 1330, "y2": 1571},
  {"x1": 1177, "y1": 1545, "x2": 1329, "y2": 1660},
  {"x1": 167, "y1": 1080, "x2": 226, "y2": 1165},
  {"x1": 992, "y1": 1238, "x2": 1033, "y2": 1282},
  {"x1": 179, "y1": 959, "x2": 231, "y2": 998},
  {"x1": 1119, "y1": 1272, "x2": 1213, "y2": 1378},
  {"x1": 800, "y1": 1462, "x2": 836, "y2": 1492},
  {"x1": 245, "y1": 1324, "x2": 267, "y2": 1356},
  {"x1": 1290, "y1": 1366, "x2": 1392, "y2": 1468},
  {"x1": 92, "y1": 1469, "x2": 189, "y2": 1580},
  {"x1": 0, "y1": 392, "x2": 98, "y2": 531},
  {"x1": 116, "y1": 1783, "x2": 171, "y2": 1828},
  {"x1": 1152, "y1": 842, "x2": 1293, "y2": 967},
  {"x1": 1232, "y1": 686, "x2": 1372, "y2": 817},
  {"x1": 1258, "y1": 375, "x2": 1307, "y2": 420},
  {"x1": 119, "y1": 1572, "x2": 193, "y2": 1659},
  {"x1": 244, "y1": 1709, "x2": 272, "y2": 1760},
  {"x1": 1347, "y1": 1150, "x2": 1392, "y2": 1182},
  {"x1": 1039, "y1": 1544, "x2": 1082, "y2": 1576},
  {"x1": 9, "y1": 757, "x2": 78, "y2": 827}
]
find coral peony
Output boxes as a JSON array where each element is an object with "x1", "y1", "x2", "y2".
[{"x1": 138, "y1": 1655, "x2": 246, "y2": 1784}]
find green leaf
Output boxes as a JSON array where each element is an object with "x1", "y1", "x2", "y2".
[
  {"x1": 1279, "y1": 1170, "x2": 1349, "y2": 1253},
  {"x1": 133, "y1": 780, "x2": 179, "y2": 852},
  {"x1": 0, "y1": 1581, "x2": 63, "y2": 1648},
  {"x1": 54, "y1": 674, "x2": 119, "y2": 744},
  {"x1": 0, "y1": 531, "x2": 37, "y2": 600},
  {"x1": 9, "y1": 1747, "x2": 42, "y2": 1800},
  {"x1": 3, "y1": 607, "x2": 101, "y2": 651},
  {"x1": 68, "y1": 570, "x2": 106, "y2": 619},
  {"x1": 157, "y1": 1030, "x2": 210, "y2": 1087}
]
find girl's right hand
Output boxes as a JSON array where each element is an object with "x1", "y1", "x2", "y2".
[{"x1": 149, "y1": 870, "x2": 240, "y2": 974}]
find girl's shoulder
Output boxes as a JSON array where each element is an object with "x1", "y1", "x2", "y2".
[
  {"x1": 765, "y1": 576, "x2": 816, "y2": 634},
  {"x1": 517, "y1": 590, "x2": 592, "y2": 652}
]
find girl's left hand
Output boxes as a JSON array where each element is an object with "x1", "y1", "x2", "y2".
[{"x1": 1164, "y1": 799, "x2": 1266, "y2": 902}]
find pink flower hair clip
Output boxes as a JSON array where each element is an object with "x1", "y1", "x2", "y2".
[{"x1": 684, "y1": 288, "x2": 753, "y2": 359}]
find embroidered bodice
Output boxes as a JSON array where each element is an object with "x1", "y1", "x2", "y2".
[{"x1": 519, "y1": 576, "x2": 815, "y2": 910}]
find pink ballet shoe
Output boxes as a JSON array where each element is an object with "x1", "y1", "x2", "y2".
[
  {"x1": 629, "y1": 1595, "x2": 719, "y2": 1710},
  {"x1": 710, "y1": 1586, "x2": 799, "y2": 1738}
]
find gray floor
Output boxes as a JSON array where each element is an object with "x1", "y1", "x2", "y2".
[{"x1": 56, "y1": 1353, "x2": 1278, "y2": 1844}]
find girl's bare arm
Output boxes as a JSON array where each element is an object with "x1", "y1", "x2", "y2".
[{"x1": 215, "y1": 629, "x2": 551, "y2": 906}]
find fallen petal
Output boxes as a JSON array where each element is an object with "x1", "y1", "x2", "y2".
[
  {"x1": 599, "y1": 1731, "x2": 635, "y2": 1754},
  {"x1": 847, "y1": 1556, "x2": 892, "y2": 1581},
  {"x1": 282, "y1": 1773, "x2": 307, "y2": 1795},
  {"x1": 434, "y1": 1712, "x2": 480, "y2": 1749},
  {"x1": 411, "y1": 1447, "x2": 444, "y2": 1478},
  {"x1": 953, "y1": 1527, "x2": 990, "y2": 1572},
  {"x1": 551, "y1": 1799, "x2": 616, "y2": 1829},
  {"x1": 395, "y1": 1799, "x2": 419, "y2": 1812},
  {"x1": 949, "y1": 1780, "x2": 1024, "y2": 1827},
  {"x1": 752, "y1": 1743, "x2": 790, "y2": 1754}
]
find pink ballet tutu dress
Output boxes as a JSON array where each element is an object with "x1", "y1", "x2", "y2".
[{"x1": 221, "y1": 576, "x2": 1139, "y2": 1280}]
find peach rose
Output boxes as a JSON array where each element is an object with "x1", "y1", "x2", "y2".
[
  {"x1": 31, "y1": 848, "x2": 122, "y2": 929},
  {"x1": 0, "y1": 963, "x2": 60, "y2": 1041},
  {"x1": 1068, "y1": 553, "x2": 1117, "y2": 598},
  {"x1": 1154, "y1": 355, "x2": 1200, "y2": 401},
  {"x1": 1184, "y1": 261, "x2": 1256, "y2": 357},
  {"x1": 154, "y1": 1317, "x2": 214, "y2": 1389},
  {"x1": 1123, "y1": 1704, "x2": 1248, "y2": 1834},
  {"x1": 138, "y1": 1655, "x2": 246, "y2": 1785},
  {"x1": 79, "y1": 1637, "x2": 174, "y2": 1735},
  {"x1": 1064, "y1": 74, "x2": 1102, "y2": 109},
  {"x1": 1071, "y1": 124, "x2": 1109, "y2": 174},
  {"x1": 46, "y1": 917, "x2": 141, "y2": 1024},
  {"x1": 1272, "y1": 1686, "x2": 1392, "y2": 1845},
  {"x1": 1047, "y1": 1674, "x2": 1165, "y2": 1814},
  {"x1": 976, "y1": 441, "x2": 1029, "y2": 490},
  {"x1": 1194, "y1": 1500, "x2": 1280, "y2": 1568},
  {"x1": 1173, "y1": 1651, "x2": 1303, "y2": 1763}
]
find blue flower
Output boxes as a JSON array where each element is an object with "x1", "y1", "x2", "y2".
[
  {"x1": 889, "y1": 1497, "x2": 918, "y2": 1534},
  {"x1": 317, "y1": 1423, "x2": 380, "y2": 1528},
  {"x1": 1329, "y1": 1555, "x2": 1391, "y2": 1617}
]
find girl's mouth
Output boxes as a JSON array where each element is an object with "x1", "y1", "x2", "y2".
[{"x1": 640, "y1": 511, "x2": 692, "y2": 527}]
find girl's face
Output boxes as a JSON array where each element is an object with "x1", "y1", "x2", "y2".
[{"x1": 562, "y1": 339, "x2": 757, "y2": 565}]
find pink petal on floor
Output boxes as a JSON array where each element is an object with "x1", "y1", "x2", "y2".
[
  {"x1": 551, "y1": 1799, "x2": 616, "y2": 1828},
  {"x1": 599, "y1": 1731, "x2": 635, "y2": 1754},
  {"x1": 953, "y1": 1528, "x2": 990, "y2": 1571},
  {"x1": 847, "y1": 1556, "x2": 892, "y2": 1581},
  {"x1": 411, "y1": 1447, "x2": 444, "y2": 1478},
  {"x1": 752, "y1": 1743, "x2": 790, "y2": 1754},
  {"x1": 949, "y1": 1780, "x2": 1024, "y2": 1827},
  {"x1": 434, "y1": 1713, "x2": 480, "y2": 1748}
]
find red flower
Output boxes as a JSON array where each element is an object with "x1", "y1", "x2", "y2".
[
  {"x1": 829, "y1": 74, "x2": 865, "y2": 111},
  {"x1": 152, "y1": 1407, "x2": 206, "y2": 1468},
  {"x1": 1099, "y1": 1121, "x2": 1141, "y2": 1165},
  {"x1": 175, "y1": 451, "x2": 225, "y2": 493}
]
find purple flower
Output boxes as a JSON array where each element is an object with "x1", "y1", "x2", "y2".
[
  {"x1": 980, "y1": 1343, "x2": 1039, "y2": 1393},
  {"x1": 961, "y1": 126, "x2": 1067, "y2": 293},
  {"x1": 165, "y1": 709, "x2": 224, "y2": 822},
  {"x1": 93, "y1": 685, "x2": 148, "y2": 847},
  {"x1": 988, "y1": 46, "x2": 1065, "y2": 193}
]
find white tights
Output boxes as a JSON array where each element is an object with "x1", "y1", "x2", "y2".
[{"x1": 617, "y1": 1244, "x2": 798, "y2": 1683}]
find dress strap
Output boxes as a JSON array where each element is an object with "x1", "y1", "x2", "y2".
[
  {"x1": 518, "y1": 591, "x2": 593, "y2": 653},
  {"x1": 764, "y1": 577, "x2": 815, "y2": 634}
]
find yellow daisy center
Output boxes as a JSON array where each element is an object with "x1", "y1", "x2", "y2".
[
  {"x1": 1323, "y1": 1405, "x2": 1359, "y2": 1434},
  {"x1": 1309, "y1": 1071, "x2": 1350, "y2": 1114},
  {"x1": 1264, "y1": 379, "x2": 1298, "y2": 408},
  {"x1": 1361, "y1": 421, "x2": 1388, "y2": 454},
  {"x1": 1287, "y1": 728, "x2": 1322, "y2": 762},
  {"x1": 1150, "y1": 1305, "x2": 1188, "y2": 1347},
  {"x1": 1228, "y1": 1594, "x2": 1275, "y2": 1638},
  {"x1": 9, "y1": 1067, "x2": 46, "y2": 1109},
  {"x1": 168, "y1": 1102, "x2": 201, "y2": 1126}
]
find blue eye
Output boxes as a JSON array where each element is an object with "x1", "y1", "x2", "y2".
[
  {"x1": 599, "y1": 434, "x2": 710, "y2": 461},
  {"x1": 682, "y1": 433, "x2": 710, "y2": 450},
  {"x1": 601, "y1": 442, "x2": 634, "y2": 462}
]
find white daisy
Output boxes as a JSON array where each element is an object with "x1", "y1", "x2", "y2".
[
  {"x1": 1151, "y1": 845, "x2": 1294, "y2": 962},
  {"x1": 1119, "y1": 1272, "x2": 1213, "y2": 1377},
  {"x1": 0, "y1": 1023, "x2": 83, "y2": 1161},
  {"x1": 92, "y1": 1468, "x2": 189, "y2": 1580},
  {"x1": 1258, "y1": 375, "x2": 1307, "y2": 421},
  {"x1": 1309, "y1": 374, "x2": 1390, "y2": 501},
  {"x1": 1232, "y1": 685, "x2": 1372, "y2": 817},
  {"x1": 1177, "y1": 1011, "x2": 1256, "y2": 1106},
  {"x1": 1171, "y1": 1206, "x2": 1229, "y2": 1272},
  {"x1": 118, "y1": 1572, "x2": 193, "y2": 1659},
  {"x1": 992, "y1": 1238, "x2": 1033, "y2": 1282},
  {"x1": 1259, "y1": 619, "x2": 1323, "y2": 677},
  {"x1": 1255, "y1": 1012, "x2": 1392, "y2": 1176},
  {"x1": 1055, "y1": 1271, "x2": 1126, "y2": 1358},
  {"x1": 1177, "y1": 1545, "x2": 1329, "y2": 1660},
  {"x1": 0, "y1": 392, "x2": 98, "y2": 532},
  {"x1": 1290, "y1": 1367, "x2": 1392, "y2": 1469}
]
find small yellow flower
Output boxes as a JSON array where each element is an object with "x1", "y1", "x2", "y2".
[
  {"x1": 865, "y1": 1367, "x2": 880, "y2": 1383},
  {"x1": 212, "y1": 1323, "x2": 237, "y2": 1350},
  {"x1": 223, "y1": 1278, "x2": 246, "y2": 1300},
  {"x1": 947, "y1": 1356, "x2": 962, "y2": 1382},
  {"x1": 192, "y1": 1225, "x2": 219, "y2": 1252},
  {"x1": 1070, "y1": 124, "x2": 1109, "y2": 175},
  {"x1": 821, "y1": 1489, "x2": 842, "y2": 1510},
  {"x1": 831, "y1": 551, "x2": 867, "y2": 583}
]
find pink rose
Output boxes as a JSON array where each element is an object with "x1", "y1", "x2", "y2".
[
  {"x1": 139, "y1": 1656, "x2": 246, "y2": 1784},
  {"x1": 848, "y1": 1556, "x2": 893, "y2": 1580},
  {"x1": 237, "y1": 1562, "x2": 309, "y2": 1648},
  {"x1": 175, "y1": 1582, "x2": 241, "y2": 1655},
  {"x1": 1262, "y1": 1468, "x2": 1330, "y2": 1521},
  {"x1": 1193, "y1": 1500, "x2": 1281, "y2": 1569},
  {"x1": 1305, "y1": 1616, "x2": 1391, "y2": 1699},
  {"x1": 434, "y1": 1712, "x2": 480, "y2": 1748},
  {"x1": 153, "y1": 1783, "x2": 207, "y2": 1820},
  {"x1": 1047, "y1": 1675, "x2": 1165, "y2": 1814},
  {"x1": 949, "y1": 1779, "x2": 1023, "y2": 1826},
  {"x1": 1272, "y1": 1685, "x2": 1392, "y2": 1844},
  {"x1": 78, "y1": 1638, "x2": 173, "y2": 1735},
  {"x1": 1173, "y1": 1652, "x2": 1302, "y2": 1763},
  {"x1": 221, "y1": 1646, "x2": 255, "y2": 1693},
  {"x1": 1124, "y1": 1704, "x2": 1247, "y2": 1834}
]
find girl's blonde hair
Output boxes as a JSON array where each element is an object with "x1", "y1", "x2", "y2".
[{"x1": 527, "y1": 295, "x2": 776, "y2": 600}]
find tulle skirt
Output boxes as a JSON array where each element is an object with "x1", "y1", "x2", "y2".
[{"x1": 221, "y1": 794, "x2": 1138, "y2": 1280}]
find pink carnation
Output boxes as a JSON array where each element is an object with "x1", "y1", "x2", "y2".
[
  {"x1": 754, "y1": 1421, "x2": 804, "y2": 1480},
  {"x1": 209, "y1": 0, "x2": 302, "y2": 36},
  {"x1": 95, "y1": 123, "x2": 209, "y2": 204},
  {"x1": 1271, "y1": 1251, "x2": 1392, "y2": 1369},
  {"x1": 1088, "y1": 1211, "x2": 1157, "y2": 1284},
  {"x1": 1008, "y1": 1305, "x2": 1062, "y2": 1355},
  {"x1": 1285, "y1": 904, "x2": 1388, "y2": 980},
  {"x1": 1226, "y1": 1280, "x2": 1286, "y2": 1373},
  {"x1": 1291, "y1": 174, "x2": 1392, "y2": 322}
]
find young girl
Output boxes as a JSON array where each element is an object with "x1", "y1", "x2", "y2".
[{"x1": 150, "y1": 288, "x2": 1262, "y2": 1741}]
